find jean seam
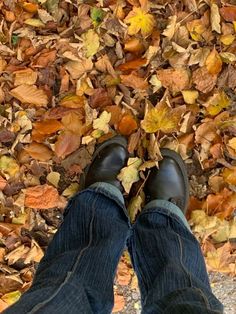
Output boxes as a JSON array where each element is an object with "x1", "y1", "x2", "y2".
[{"x1": 28, "y1": 194, "x2": 99, "y2": 313}]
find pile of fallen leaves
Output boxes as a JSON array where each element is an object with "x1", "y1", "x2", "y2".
[{"x1": 0, "y1": 0, "x2": 236, "y2": 311}]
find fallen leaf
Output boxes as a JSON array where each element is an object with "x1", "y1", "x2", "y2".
[
  {"x1": 65, "y1": 59, "x2": 93, "y2": 80},
  {"x1": 156, "y1": 68, "x2": 190, "y2": 93},
  {"x1": 113, "y1": 293, "x2": 125, "y2": 313},
  {"x1": 46, "y1": 172, "x2": 60, "y2": 188},
  {"x1": 163, "y1": 15, "x2": 179, "y2": 40},
  {"x1": 220, "y1": 6, "x2": 236, "y2": 22},
  {"x1": 25, "y1": 142, "x2": 53, "y2": 161},
  {"x1": 0, "y1": 156, "x2": 19, "y2": 178},
  {"x1": 10, "y1": 84, "x2": 48, "y2": 107},
  {"x1": 124, "y1": 38, "x2": 144, "y2": 52},
  {"x1": 33, "y1": 50, "x2": 57, "y2": 68},
  {"x1": 210, "y1": 3, "x2": 221, "y2": 34},
  {"x1": 62, "y1": 183, "x2": 79, "y2": 197},
  {"x1": 93, "y1": 111, "x2": 111, "y2": 134},
  {"x1": 120, "y1": 72, "x2": 148, "y2": 90},
  {"x1": 33, "y1": 119, "x2": 64, "y2": 135},
  {"x1": 222, "y1": 167, "x2": 236, "y2": 185},
  {"x1": 141, "y1": 102, "x2": 186, "y2": 134},
  {"x1": 220, "y1": 34, "x2": 235, "y2": 46},
  {"x1": 220, "y1": 52, "x2": 236, "y2": 63},
  {"x1": 14, "y1": 69, "x2": 37, "y2": 86},
  {"x1": 25, "y1": 184, "x2": 65, "y2": 209},
  {"x1": 128, "y1": 195, "x2": 143, "y2": 222},
  {"x1": 24, "y1": 18, "x2": 45, "y2": 28},
  {"x1": 0, "y1": 175, "x2": 7, "y2": 190},
  {"x1": 62, "y1": 112, "x2": 84, "y2": 134},
  {"x1": 205, "y1": 48, "x2": 222, "y2": 75},
  {"x1": 118, "y1": 115, "x2": 138, "y2": 136},
  {"x1": 182, "y1": 90, "x2": 199, "y2": 105},
  {"x1": 206, "y1": 242, "x2": 232, "y2": 273},
  {"x1": 105, "y1": 106, "x2": 122, "y2": 125},
  {"x1": 117, "y1": 58, "x2": 146, "y2": 71},
  {"x1": 0, "y1": 274, "x2": 22, "y2": 295},
  {"x1": 82, "y1": 29, "x2": 100, "y2": 58},
  {"x1": 116, "y1": 260, "x2": 131, "y2": 286},
  {"x1": 90, "y1": 88, "x2": 112, "y2": 109},
  {"x1": 117, "y1": 157, "x2": 142, "y2": 193},
  {"x1": 204, "y1": 91, "x2": 230, "y2": 116},
  {"x1": 192, "y1": 66, "x2": 217, "y2": 93},
  {"x1": 54, "y1": 131, "x2": 81, "y2": 159},
  {"x1": 124, "y1": 7, "x2": 155, "y2": 37},
  {"x1": 1, "y1": 291, "x2": 21, "y2": 305}
]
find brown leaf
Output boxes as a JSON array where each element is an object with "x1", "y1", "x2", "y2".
[
  {"x1": 10, "y1": 85, "x2": 48, "y2": 107},
  {"x1": 65, "y1": 59, "x2": 93, "y2": 80},
  {"x1": 220, "y1": 6, "x2": 236, "y2": 22},
  {"x1": 0, "y1": 175, "x2": 7, "y2": 190},
  {"x1": 25, "y1": 184, "x2": 65, "y2": 209},
  {"x1": 95, "y1": 55, "x2": 117, "y2": 77},
  {"x1": 120, "y1": 72, "x2": 148, "y2": 90},
  {"x1": 90, "y1": 88, "x2": 112, "y2": 109},
  {"x1": 0, "y1": 274, "x2": 22, "y2": 295},
  {"x1": 105, "y1": 105, "x2": 122, "y2": 125},
  {"x1": 54, "y1": 131, "x2": 81, "y2": 159},
  {"x1": 112, "y1": 294, "x2": 125, "y2": 313},
  {"x1": 117, "y1": 58, "x2": 146, "y2": 71},
  {"x1": 124, "y1": 38, "x2": 144, "y2": 53},
  {"x1": 192, "y1": 67, "x2": 217, "y2": 93},
  {"x1": 24, "y1": 143, "x2": 53, "y2": 161},
  {"x1": 33, "y1": 119, "x2": 64, "y2": 135},
  {"x1": 61, "y1": 112, "x2": 84, "y2": 134},
  {"x1": 156, "y1": 68, "x2": 190, "y2": 93},
  {"x1": 60, "y1": 94, "x2": 85, "y2": 109},
  {"x1": 32, "y1": 50, "x2": 57, "y2": 68},
  {"x1": 14, "y1": 69, "x2": 37, "y2": 86},
  {"x1": 116, "y1": 260, "x2": 131, "y2": 286}
]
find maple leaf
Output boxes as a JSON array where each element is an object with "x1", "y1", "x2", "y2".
[
  {"x1": 141, "y1": 102, "x2": 186, "y2": 134},
  {"x1": 124, "y1": 7, "x2": 155, "y2": 37},
  {"x1": 117, "y1": 158, "x2": 142, "y2": 193}
]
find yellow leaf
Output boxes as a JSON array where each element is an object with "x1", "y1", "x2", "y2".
[
  {"x1": 24, "y1": 18, "x2": 45, "y2": 27},
  {"x1": 1, "y1": 291, "x2": 21, "y2": 305},
  {"x1": 124, "y1": 7, "x2": 155, "y2": 37},
  {"x1": 182, "y1": 90, "x2": 199, "y2": 105},
  {"x1": 205, "y1": 91, "x2": 230, "y2": 116},
  {"x1": 141, "y1": 102, "x2": 186, "y2": 134},
  {"x1": 163, "y1": 15, "x2": 179, "y2": 39},
  {"x1": 205, "y1": 48, "x2": 222, "y2": 75},
  {"x1": 220, "y1": 34, "x2": 235, "y2": 45},
  {"x1": 14, "y1": 69, "x2": 38, "y2": 86},
  {"x1": 81, "y1": 29, "x2": 100, "y2": 58},
  {"x1": 210, "y1": 3, "x2": 221, "y2": 34},
  {"x1": 0, "y1": 156, "x2": 19, "y2": 178},
  {"x1": 62, "y1": 183, "x2": 79, "y2": 197},
  {"x1": 220, "y1": 52, "x2": 236, "y2": 63},
  {"x1": 46, "y1": 172, "x2": 60, "y2": 188},
  {"x1": 117, "y1": 158, "x2": 142, "y2": 193},
  {"x1": 93, "y1": 111, "x2": 111, "y2": 134},
  {"x1": 222, "y1": 167, "x2": 236, "y2": 185},
  {"x1": 128, "y1": 195, "x2": 143, "y2": 222},
  {"x1": 187, "y1": 19, "x2": 205, "y2": 41},
  {"x1": 228, "y1": 137, "x2": 236, "y2": 151},
  {"x1": 149, "y1": 75, "x2": 162, "y2": 92},
  {"x1": 10, "y1": 84, "x2": 48, "y2": 107}
]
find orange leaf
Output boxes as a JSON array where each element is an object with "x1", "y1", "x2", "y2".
[
  {"x1": 222, "y1": 167, "x2": 236, "y2": 185},
  {"x1": 105, "y1": 106, "x2": 122, "y2": 125},
  {"x1": 118, "y1": 115, "x2": 138, "y2": 135},
  {"x1": 157, "y1": 68, "x2": 190, "y2": 93},
  {"x1": 0, "y1": 175, "x2": 7, "y2": 190},
  {"x1": 220, "y1": 6, "x2": 236, "y2": 22},
  {"x1": 14, "y1": 68, "x2": 37, "y2": 86},
  {"x1": 124, "y1": 38, "x2": 144, "y2": 53},
  {"x1": 10, "y1": 84, "x2": 48, "y2": 107},
  {"x1": 61, "y1": 112, "x2": 84, "y2": 134},
  {"x1": 25, "y1": 184, "x2": 65, "y2": 210},
  {"x1": 24, "y1": 142, "x2": 53, "y2": 161},
  {"x1": 33, "y1": 50, "x2": 57, "y2": 68},
  {"x1": 205, "y1": 48, "x2": 222, "y2": 75},
  {"x1": 120, "y1": 72, "x2": 148, "y2": 90},
  {"x1": 112, "y1": 294, "x2": 125, "y2": 313},
  {"x1": 22, "y1": 2, "x2": 38, "y2": 13},
  {"x1": 33, "y1": 119, "x2": 64, "y2": 135},
  {"x1": 117, "y1": 58, "x2": 146, "y2": 71},
  {"x1": 54, "y1": 131, "x2": 81, "y2": 159},
  {"x1": 90, "y1": 88, "x2": 112, "y2": 109},
  {"x1": 60, "y1": 94, "x2": 85, "y2": 109},
  {"x1": 116, "y1": 260, "x2": 131, "y2": 286}
]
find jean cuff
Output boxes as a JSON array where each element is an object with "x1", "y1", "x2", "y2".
[
  {"x1": 89, "y1": 182, "x2": 125, "y2": 205},
  {"x1": 144, "y1": 199, "x2": 190, "y2": 231}
]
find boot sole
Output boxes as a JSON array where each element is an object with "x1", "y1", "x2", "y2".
[
  {"x1": 79, "y1": 136, "x2": 128, "y2": 191},
  {"x1": 160, "y1": 148, "x2": 189, "y2": 213}
]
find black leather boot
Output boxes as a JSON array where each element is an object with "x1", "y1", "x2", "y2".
[
  {"x1": 144, "y1": 149, "x2": 189, "y2": 214},
  {"x1": 80, "y1": 136, "x2": 129, "y2": 191}
]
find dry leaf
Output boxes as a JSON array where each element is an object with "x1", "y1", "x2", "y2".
[
  {"x1": 46, "y1": 172, "x2": 60, "y2": 188},
  {"x1": 14, "y1": 69, "x2": 37, "y2": 86},
  {"x1": 25, "y1": 184, "x2": 65, "y2": 209},
  {"x1": 33, "y1": 119, "x2": 64, "y2": 135},
  {"x1": 117, "y1": 157, "x2": 142, "y2": 193},
  {"x1": 192, "y1": 66, "x2": 217, "y2": 93},
  {"x1": 82, "y1": 29, "x2": 100, "y2": 58},
  {"x1": 118, "y1": 115, "x2": 138, "y2": 136},
  {"x1": 211, "y1": 3, "x2": 221, "y2": 34},
  {"x1": 93, "y1": 111, "x2": 111, "y2": 134},
  {"x1": 0, "y1": 156, "x2": 19, "y2": 178},
  {"x1": 54, "y1": 131, "x2": 81, "y2": 159},
  {"x1": 124, "y1": 7, "x2": 155, "y2": 37},
  {"x1": 163, "y1": 15, "x2": 179, "y2": 40},
  {"x1": 182, "y1": 90, "x2": 199, "y2": 104},
  {"x1": 117, "y1": 58, "x2": 146, "y2": 71},
  {"x1": 120, "y1": 72, "x2": 148, "y2": 90},
  {"x1": 25, "y1": 142, "x2": 53, "y2": 162},
  {"x1": 141, "y1": 102, "x2": 186, "y2": 134},
  {"x1": 65, "y1": 59, "x2": 93, "y2": 80},
  {"x1": 204, "y1": 91, "x2": 230, "y2": 116},
  {"x1": 124, "y1": 38, "x2": 144, "y2": 52},
  {"x1": 62, "y1": 112, "x2": 83, "y2": 134},
  {"x1": 60, "y1": 94, "x2": 85, "y2": 108},
  {"x1": 222, "y1": 167, "x2": 236, "y2": 185},
  {"x1": 33, "y1": 50, "x2": 57, "y2": 68},
  {"x1": 156, "y1": 68, "x2": 190, "y2": 93},
  {"x1": 10, "y1": 84, "x2": 48, "y2": 107},
  {"x1": 205, "y1": 48, "x2": 222, "y2": 75},
  {"x1": 113, "y1": 294, "x2": 125, "y2": 313},
  {"x1": 220, "y1": 6, "x2": 236, "y2": 22}
]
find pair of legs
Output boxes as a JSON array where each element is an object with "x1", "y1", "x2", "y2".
[{"x1": 4, "y1": 137, "x2": 223, "y2": 314}]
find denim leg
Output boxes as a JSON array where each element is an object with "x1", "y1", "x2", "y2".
[
  {"x1": 128, "y1": 200, "x2": 223, "y2": 314},
  {"x1": 4, "y1": 183, "x2": 130, "y2": 314}
]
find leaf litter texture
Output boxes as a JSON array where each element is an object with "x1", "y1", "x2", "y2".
[{"x1": 0, "y1": 0, "x2": 236, "y2": 311}]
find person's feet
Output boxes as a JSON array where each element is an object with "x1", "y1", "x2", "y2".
[
  {"x1": 81, "y1": 136, "x2": 129, "y2": 191},
  {"x1": 144, "y1": 149, "x2": 189, "y2": 214}
]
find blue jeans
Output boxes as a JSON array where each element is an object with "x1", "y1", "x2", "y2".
[{"x1": 4, "y1": 183, "x2": 223, "y2": 314}]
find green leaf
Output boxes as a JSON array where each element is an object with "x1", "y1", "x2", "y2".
[
  {"x1": 90, "y1": 7, "x2": 105, "y2": 26},
  {"x1": 11, "y1": 35, "x2": 19, "y2": 46}
]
